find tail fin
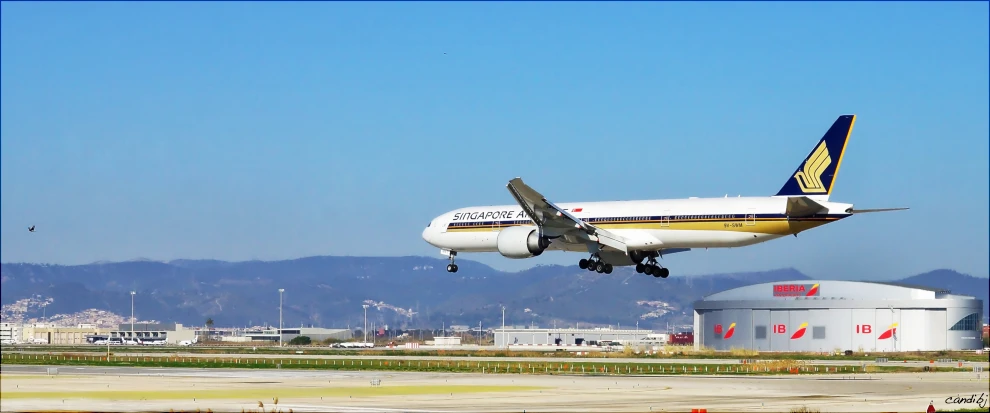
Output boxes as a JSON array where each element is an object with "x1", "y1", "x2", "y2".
[{"x1": 774, "y1": 115, "x2": 856, "y2": 200}]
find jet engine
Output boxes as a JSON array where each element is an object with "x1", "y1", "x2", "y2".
[{"x1": 496, "y1": 226, "x2": 551, "y2": 259}]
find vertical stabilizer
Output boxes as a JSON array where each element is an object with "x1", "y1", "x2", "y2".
[{"x1": 774, "y1": 115, "x2": 856, "y2": 200}]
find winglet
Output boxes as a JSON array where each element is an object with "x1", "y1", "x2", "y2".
[
  {"x1": 506, "y1": 177, "x2": 541, "y2": 224},
  {"x1": 775, "y1": 115, "x2": 856, "y2": 200}
]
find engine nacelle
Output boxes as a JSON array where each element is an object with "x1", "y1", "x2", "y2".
[{"x1": 496, "y1": 226, "x2": 551, "y2": 259}]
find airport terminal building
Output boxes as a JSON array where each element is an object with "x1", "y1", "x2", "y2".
[{"x1": 693, "y1": 280, "x2": 984, "y2": 352}]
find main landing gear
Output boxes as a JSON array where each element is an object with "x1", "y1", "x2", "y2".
[
  {"x1": 635, "y1": 255, "x2": 669, "y2": 278},
  {"x1": 578, "y1": 254, "x2": 613, "y2": 274},
  {"x1": 445, "y1": 251, "x2": 459, "y2": 273}
]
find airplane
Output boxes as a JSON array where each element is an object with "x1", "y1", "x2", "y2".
[{"x1": 422, "y1": 115, "x2": 908, "y2": 278}]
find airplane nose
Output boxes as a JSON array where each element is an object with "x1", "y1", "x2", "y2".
[{"x1": 422, "y1": 224, "x2": 437, "y2": 246}]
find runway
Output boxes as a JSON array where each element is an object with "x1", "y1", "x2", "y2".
[{"x1": 3, "y1": 365, "x2": 987, "y2": 412}]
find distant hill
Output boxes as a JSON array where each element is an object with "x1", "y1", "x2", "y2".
[
  {"x1": 896, "y1": 269, "x2": 988, "y2": 297},
  {"x1": 1, "y1": 256, "x2": 985, "y2": 332}
]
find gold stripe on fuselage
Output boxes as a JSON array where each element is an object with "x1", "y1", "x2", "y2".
[{"x1": 445, "y1": 218, "x2": 840, "y2": 236}]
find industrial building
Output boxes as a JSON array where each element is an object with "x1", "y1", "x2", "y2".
[
  {"x1": 0, "y1": 323, "x2": 23, "y2": 344},
  {"x1": 494, "y1": 327, "x2": 661, "y2": 347},
  {"x1": 107, "y1": 322, "x2": 197, "y2": 345},
  {"x1": 21, "y1": 323, "x2": 110, "y2": 345},
  {"x1": 693, "y1": 280, "x2": 985, "y2": 352},
  {"x1": 242, "y1": 327, "x2": 351, "y2": 343}
]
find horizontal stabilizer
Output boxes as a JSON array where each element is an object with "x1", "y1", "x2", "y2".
[
  {"x1": 848, "y1": 207, "x2": 909, "y2": 214},
  {"x1": 785, "y1": 196, "x2": 828, "y2": 218}
]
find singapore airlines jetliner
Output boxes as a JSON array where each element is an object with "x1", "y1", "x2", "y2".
[{"x1": 422, "y1": 115, "x2": 907, "y2": 278}]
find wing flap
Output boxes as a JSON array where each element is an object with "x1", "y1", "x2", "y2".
[{"x1": 506, "y1": 177, "x2": 629, "y2": 252}]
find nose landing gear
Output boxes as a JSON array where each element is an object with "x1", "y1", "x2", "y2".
[{"x1": 445, "y1": 251, "x2": 458, "y2": 273}]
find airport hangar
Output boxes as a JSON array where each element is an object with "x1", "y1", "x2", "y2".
[{"x1": 693, "y1": 280, "x2": 984, "y2": 352}]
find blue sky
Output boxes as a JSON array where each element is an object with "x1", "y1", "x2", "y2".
[{"x1": 2, "y1": 1, "x2": 987, "y2": 280}]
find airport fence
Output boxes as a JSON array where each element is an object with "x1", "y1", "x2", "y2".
[
  {"x1": 4, "y1": 344, "x2": 988, "y2": 362},
  {"x1": 0, "y1": 352, "x2": 972, "y2": 377}
]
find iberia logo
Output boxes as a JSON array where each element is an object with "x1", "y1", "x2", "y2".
[
  {"x1": 877, "y1": 323, "x2": 898, "y2": 340},
  {"x1": 790, "y1": 322, "x2": 808, "y2": 340},
  {"x1": 806, "y1": 283, "x2": 820, "y2": 296},
  {"x1": 723, "y1": 322, "x2": 736, "y2": 339}
]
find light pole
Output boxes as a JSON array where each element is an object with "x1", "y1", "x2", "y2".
[
  {"x1": 501, "y1": 305, "x2": 506, "y2": 349},
  {"x1": 362, "y1": 304, "x2": 369, "y2": 344},
  {"x1": 130, "y1": 291, "x2": 136, "y2": 342},
  {"x1": 278, "y1": 289, "x2": 284, "y2": 347}
]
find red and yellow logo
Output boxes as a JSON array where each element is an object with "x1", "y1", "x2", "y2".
[
  {"x1": 877, "y1": 323, "x2": 898, "y2": 340},
  {"x1": 790, "y1": 322, "x2": 808, "y2": 340},
  {"x1": 723, "y1": 322, "x2": 736, "y2": 339},
  {"x1": 773, "y1": 283, "x2": 821, "y2": 297}
]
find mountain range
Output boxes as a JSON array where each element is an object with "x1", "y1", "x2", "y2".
[{"x1": 1, "y1": 256, "x2": 987, "y2": 332}]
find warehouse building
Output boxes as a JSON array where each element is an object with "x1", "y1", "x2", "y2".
[
  {"x1": 693, "y1": 280, "x2": 984, "y2": 352},
  {"x1": 22, "y1": 323, "x2": 111, "y2": 345},
  {"x1": 242, "y1": 327, "x2": 351, "y2": 343},
  {"x1": 494, "y1": 327, "x2": 658, "y2": 347}
]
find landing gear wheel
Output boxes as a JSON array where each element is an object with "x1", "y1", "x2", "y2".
[
  {"x1": 640, "y1": 253, "x2": 670, "y2": 279},
  {"x1": 595, "y1": 261, "x2": 606, "y2": 273},
  {"x1": 647, "y1": 265, "x2": 666, "y2": 278},
  {"x1": 604, "y1": 264, "x2": 613, "y2": 274},
  {"x1": 581, "y1": 253, "x2": 601, "y2": 272},
  {"x1": 445, "y1": 251, "x2": 458, "y2": 273}
]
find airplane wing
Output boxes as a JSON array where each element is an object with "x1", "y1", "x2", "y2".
[{"x1": 506, "y1": 177, "x2": 629, "y2": 253}]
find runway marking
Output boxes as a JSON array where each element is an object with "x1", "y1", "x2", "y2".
[
  {"x1": 0, "y1": 385, "x2": 548, "y2": 400},
  {"x1": 0, "y1": 374, "x2": 81, "y2": 380},
  {"x1": 279, "y1": 404, "x2": 452, "y2": 413}
]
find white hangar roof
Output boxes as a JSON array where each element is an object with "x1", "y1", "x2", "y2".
[{"x1": 700, "y1": 280, "x2": 966, "y2": 302}]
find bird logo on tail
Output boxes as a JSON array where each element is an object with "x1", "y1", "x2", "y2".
[{"x1": 793, "y1": 141, "x2": 831, "y2": 193}]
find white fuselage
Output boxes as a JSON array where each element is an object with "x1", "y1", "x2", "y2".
[
  {"x1": 423, "y1": 196, "x2": 853, "y2": 255},
  {"x1": 421, "y1": 115, "x2": 907, "y2": 274}
]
